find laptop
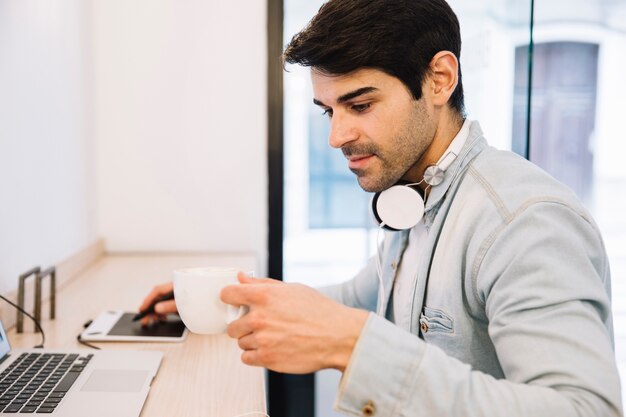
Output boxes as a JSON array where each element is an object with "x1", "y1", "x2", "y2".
[{"x1": 0, "y1": 320, "x2": 162, "y2": 416}]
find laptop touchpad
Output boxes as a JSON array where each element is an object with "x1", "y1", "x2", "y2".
[{"x1": 81, "y1": 370, "x2": 149, "y2": 392}]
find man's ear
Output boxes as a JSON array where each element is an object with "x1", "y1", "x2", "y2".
[{"x1": 426, "y1": 51, "x2": 459, "y2": 108}]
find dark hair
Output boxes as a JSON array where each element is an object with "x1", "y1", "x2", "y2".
[{"x1": 283, "y1": 0, "x2": 465, "y2": 115}]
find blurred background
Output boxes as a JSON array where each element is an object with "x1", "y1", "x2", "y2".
[{"x1": 1, "y1": 1, "x2": 624, "y2": 416}]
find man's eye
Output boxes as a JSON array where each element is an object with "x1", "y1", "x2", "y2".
[
  {"x1": 352, "y1": 103, "x2": 371, "y2": 113},
  {"x1": 322, "y1": 108, "x2": 333, "y2": 118}
]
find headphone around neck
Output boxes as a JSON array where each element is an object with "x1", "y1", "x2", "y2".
[{"x1": 371, "y1": 134, "x2": 465, "y2": 231}]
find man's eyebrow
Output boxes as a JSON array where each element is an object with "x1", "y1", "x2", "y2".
[{"x1": 313, "y1": 86, "x2": 379, "y2": 107}]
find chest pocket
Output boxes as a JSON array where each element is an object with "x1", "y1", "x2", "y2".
[{"x1": 419, "y1": 306, "x2": 454, "y2": 334}]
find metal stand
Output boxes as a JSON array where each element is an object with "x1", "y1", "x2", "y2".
[
  {"x1": 17, "y1": 267, "x2": 40, "y2": 333},
  {"x1": 16, "y1": 266, "x2": 56, "y2": 333},
  {"x1": 35, "y1": 267, "x2": 56, "y2": 332}
]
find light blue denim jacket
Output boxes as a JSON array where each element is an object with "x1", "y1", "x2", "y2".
[{"x1": 320, "y1": 121, "x2": 622, "y2": 417}]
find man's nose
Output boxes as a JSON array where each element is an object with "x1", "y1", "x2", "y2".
[{"x1": 328, "y1": 113, "x2": 358, "y2": 149}]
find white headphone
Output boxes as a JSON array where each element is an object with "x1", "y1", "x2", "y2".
[{"x1": 371, "y1": 136, "x2": 465, "y2": 231}]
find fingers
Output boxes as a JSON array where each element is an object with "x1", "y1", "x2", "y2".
[
  {"x1": 237, "y1": 335, "x2": 265, "y2": 368},
  {"x1": 139, "y1": 300, "x2": 176, "y2": 327},
  {"x1": 139, "y1": 282, "x2": 174, "y2": 312},
  {"x1": 221, "y1": 283, "x2": 260, "y2": 306},
  {"x1": 140, "y1": 313, "x2": 166, "y2": 327},
  {"x1": 237, "y1": 271, "x2": 254, "y2": 283},
  {"x1": 227, "y1": 314, "x2": 254, "y2": 339},
  {"x1": 237, "y1": 333, "x2": 258, "y2": 351},
  {"x1": 154, "y1": 299, "x2": 177, "y2": 315},
  {"x1": 241, "y1": 350, "x2": 262, "y2": 367},
  {"x1": 237, "y1": 272, "x2": 281, "y2": 285},
  {"x1": 138, "y1": 282, "x2": 175, "y2": 327},
  {"x1": 222, "y1": 275, "x2": 284, "y2": 307}
]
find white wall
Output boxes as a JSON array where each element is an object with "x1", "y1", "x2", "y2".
[
  {"x1": 92, "y1": 1, "x2": 268, "y2": 273},
  {"x1": 0, "y1": 0, "x2": 269, "y2": 296},
  {"x1": 0, "y1": 1, "x2": 97, "y2": 293}
]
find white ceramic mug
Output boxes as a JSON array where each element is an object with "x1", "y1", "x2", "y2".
[{"x1": 172, "y1": 267, "x2": 252, "y2": 334}]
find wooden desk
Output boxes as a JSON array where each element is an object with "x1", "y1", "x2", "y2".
[{"x1": 6, "y1": 254, "x2": 267, "y2": 417}]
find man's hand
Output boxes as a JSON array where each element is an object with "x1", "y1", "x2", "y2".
[
  {"x1": 138, "y1": 282, "x2": 178, "y2": 326},
  {"x1": 221, "y1": 272, "x2": 369, "y2": 374}
]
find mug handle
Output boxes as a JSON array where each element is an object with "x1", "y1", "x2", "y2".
[{"x1": 226, "y1": 304, "x2": 249, "y2": 324}]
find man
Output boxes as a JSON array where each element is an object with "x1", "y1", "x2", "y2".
[{"x1": 140, "y1": 0, "x2": 622, "y2": 415}]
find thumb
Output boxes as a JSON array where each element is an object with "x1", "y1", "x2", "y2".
[
  {"x1": 154, "y1": 300, "x2": 177, "y2": 315},
  {"x1": 237, "y1": 271, "x2": 281, "y2": 285}
]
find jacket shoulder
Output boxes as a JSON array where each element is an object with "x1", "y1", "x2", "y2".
[{"x1": 466, "y1": 147, "x2": 590, "y2": 223}]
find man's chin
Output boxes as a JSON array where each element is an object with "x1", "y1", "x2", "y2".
[{"x1": 355, "y1": 176, "x2": 391, "y2": 193}]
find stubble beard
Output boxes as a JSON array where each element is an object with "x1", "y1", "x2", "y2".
[{"x1": 349, "y1": 102, "x2": 434, "y2": 193}]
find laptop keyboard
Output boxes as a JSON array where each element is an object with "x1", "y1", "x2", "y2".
[{"x1": 0, "y1": 353, "x2": 92, "y2": 414}]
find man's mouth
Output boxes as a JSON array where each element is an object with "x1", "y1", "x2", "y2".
[{"x1": 347, "y1": 154, "x2": 374, "y2": 170}]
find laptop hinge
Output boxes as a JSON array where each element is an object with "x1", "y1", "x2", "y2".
[{"x1": 0, "y1": 353, "x2": 11, "y2": 365}]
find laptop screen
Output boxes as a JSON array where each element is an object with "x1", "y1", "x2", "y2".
[{"x1": 0, "y1": 320, "x2": 12, "y2": 360}]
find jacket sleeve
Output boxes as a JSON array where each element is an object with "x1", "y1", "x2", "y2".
[
  {"x1": 317, "y1": 255, "x2": 379, "y2": 312},
  {"x1": 333, "y1": 202, "x2": 622, "y2": 417}
]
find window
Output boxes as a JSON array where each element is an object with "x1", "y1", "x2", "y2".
[
  {"x1": 308, "y1": 114, "x2": 371, "y2": 229},
  {"x1": 275, "y1": 1, "x2": 626, "y2": 415}
]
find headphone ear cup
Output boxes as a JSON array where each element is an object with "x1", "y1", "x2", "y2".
[
  {"x1": 371, "y1": 192, "x2": 398, "y2": 231},
  {"x1": 371, "y1": 185, "x2": 425, "y2": 231}
]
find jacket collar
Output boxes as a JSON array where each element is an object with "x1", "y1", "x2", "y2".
[{"x1": 424, "y1": 120, "x2": 487, "y2": 214}]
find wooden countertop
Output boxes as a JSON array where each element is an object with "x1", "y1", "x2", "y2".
[{"x1": 6, "y1": 254, "x2": 267, "y2": 417}]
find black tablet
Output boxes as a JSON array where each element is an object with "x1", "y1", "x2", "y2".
[{"x1": 80, "y1": 311, "x2": 188, "y2": 342}]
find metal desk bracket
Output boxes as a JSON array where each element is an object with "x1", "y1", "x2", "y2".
[
  {"x1": 17, "y1": 266, "x2": 40, "y2": 333},
  {"x1": 16, "y1": 266, "x2": 56, "y2": 333},
  {"x1": 35, "y1": 267, "x2": 56, "y2": 332}
]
